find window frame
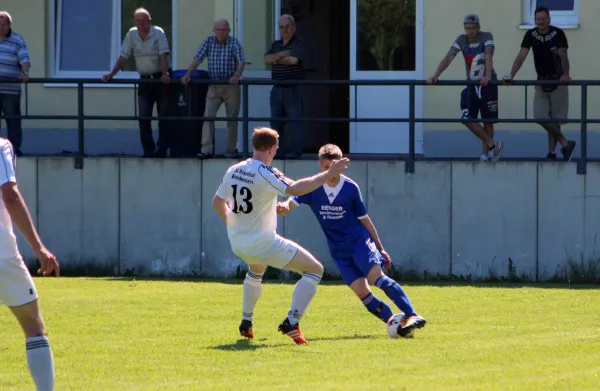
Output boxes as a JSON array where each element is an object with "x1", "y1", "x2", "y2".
[
  {"x1": 47, "y1": 0, "x2": 178, "y2": 87},
  {"x1": 523, "y1": 0, "x2": 579, "y2": 28}
]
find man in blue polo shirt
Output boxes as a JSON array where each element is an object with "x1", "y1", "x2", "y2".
[
  {"x1": 0, "y1": 11, "x2": 30, "y2": 157},
  {"x1": 277, "y1": 144, "x2": 426, "y2": 338}
]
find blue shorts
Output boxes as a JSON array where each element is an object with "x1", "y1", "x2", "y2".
[
  {"x1": 332, "y1": 237, "x2": 384, "y2": 286},
  {"x1": 460, "y1": 85, "x2": 499, "y2": 124}
]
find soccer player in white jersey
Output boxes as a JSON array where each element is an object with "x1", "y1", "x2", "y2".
[
  {"x1": 0, "y1": 138, "x2": 59, "y2": 390},
  {"x1": 277, "y1": 144, "x2": 426, "y2": 338},
  {"x1": 212, "y1": 127, "x2": 349, "y2": 344}
]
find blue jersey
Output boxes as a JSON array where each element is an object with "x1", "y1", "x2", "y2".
[{"x1": 291, "y1": 176, "x2": 369, "y2": 255}]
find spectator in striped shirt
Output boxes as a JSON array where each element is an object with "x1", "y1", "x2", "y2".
[
  {"x1": 182, "y1": 19, "x2": 246, "y2": 159},
  {"x1": 264, "y1": 14, "x2": 306, "y2": 159},
  {"x1": 0, "y1": 11, "x2": 30, "y2": 157}
]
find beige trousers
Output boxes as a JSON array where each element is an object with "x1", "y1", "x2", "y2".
[{"x1": 201, "y1": 84, "x2": 241, "y2": 155}]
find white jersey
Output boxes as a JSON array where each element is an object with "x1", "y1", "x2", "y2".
[
  {"x1": 216, "y1": 158, "x2": 291, "y2": 253},
  {"x1": 0, "y1": 138, "x2": 20, "y2": 260}
]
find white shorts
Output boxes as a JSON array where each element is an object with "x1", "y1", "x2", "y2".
[
  {"x1": 0, "y1": 257, "x2": 38, "y2": 307},
  {"x1": 233, "y1": 235, "x2": 299, "y2": 269}
]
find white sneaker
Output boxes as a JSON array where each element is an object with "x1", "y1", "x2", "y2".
[{"x1": 490, "y1": 141, "x2": 504, "y2": 161}]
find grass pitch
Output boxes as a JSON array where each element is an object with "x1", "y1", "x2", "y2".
[{"x1": 1, "y1": 278, "x2": 599, "y2": 390}]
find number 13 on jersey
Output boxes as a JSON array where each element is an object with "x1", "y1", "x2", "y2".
[{"x1": 231, "y1": 184, "x2": 253, "y2": 214}]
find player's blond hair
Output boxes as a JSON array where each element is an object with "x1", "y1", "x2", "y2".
[
  {"x1": 252, "y1": 127, "x2": 279, "y2": 151},
  {"x1": 318, "y1": 144, "x2": 343, "y2": 160}
]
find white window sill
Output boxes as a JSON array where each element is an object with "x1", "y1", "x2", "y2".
[
  {"x1": 43, "y1": 83, "x2": 136, "y2": 88},
  {"x1": 43, "y1": 71, "x2": 142, "y2": 88},
  {"x1": 519, "y1": 23, "x2": 580, "y2": 30}
]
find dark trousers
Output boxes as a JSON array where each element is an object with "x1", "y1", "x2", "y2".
[
  {"x1": 138, "y1": 81, "x2": 171, "y2": 154},
  {"x1": 0, "y1": 93, "x2": 22, "y2": 152},
  {"x1": 270, "y1": 85, "x2": 303, "y2": 156}
]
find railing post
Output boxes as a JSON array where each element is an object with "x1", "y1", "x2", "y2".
[
  {"x1": 242, "y1": 83, "x2": 249, "y2": 158},
  {"x1": 577, "y1": 84, "x2": 587, "y2": 175},
  {"x1": 524, "y1": 85, "x2": 527, "y2": 119},
  {"x1": 74, "y1": 82, "x2": 84, "y2": 169},
  {"x1": 405, "y1": 83, "x2": 416, "y2": 173},
  {"x1": 25, "y1": 83, "x2": 29, "y2": 117}
]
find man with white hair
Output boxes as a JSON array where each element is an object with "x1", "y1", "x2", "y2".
[
  {"x1": 264, "y1": 14, "x2": 306, "y2": 159},
  {"x1": 182, "y1": 19, "x2": 246, "y2": 159},
  {"x1": 0, "y1": 11, "x2": 30, "y2": 157},
  {"x1": 103, "y1": 8, "x2": 172, "y2": 158}
]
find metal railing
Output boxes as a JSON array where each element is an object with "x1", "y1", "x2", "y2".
[{"x1": 1, "y1": 77, "x2": 596, "y2": 174}]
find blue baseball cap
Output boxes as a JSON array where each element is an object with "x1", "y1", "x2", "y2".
[{"x1": 464, "y1": 14, "x2": 480, "y2": 24}]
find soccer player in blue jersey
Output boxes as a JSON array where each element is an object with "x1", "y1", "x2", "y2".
[{"x1": 276, "y1": 144, "x2": 426, "y2": 338}]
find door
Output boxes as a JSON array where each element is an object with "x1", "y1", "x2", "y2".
[
  {"x1": 235, "y1": 0, "x2": 281, "y2": 153},
  {"x1": 349, "y1": 0, "x2": 424, "y2": 154},
  {"x1": 282, "y1": 0, "x2": 332, "y2": 154}
]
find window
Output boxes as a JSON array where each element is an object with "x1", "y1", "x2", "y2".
[
  {"x1": 237, "y1": 0, "x2": 275, "y2": 71},
  {"x1": 524, "y1": 0, "x2": 579, "y2": 27},
  {"x1": 356, "y1": 0, "x2": 416, "y2": 71},
  {"x1": 50, "y1": 0, "x2": 175, "y2": 78}
]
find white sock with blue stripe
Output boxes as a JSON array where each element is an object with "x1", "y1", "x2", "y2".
[
  {"x1": 242, "y1": 270, "x2": 264, "y2": 321},
  {"x1": 287, "y1": 272, "x2": 322, "y2": 325},
  {"x1": 26, "y1": 336, "x2": 55, "y2": 391}
]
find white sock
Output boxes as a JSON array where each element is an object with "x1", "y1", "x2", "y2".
[
  {"x1": 481, "y1": 154, "x2": 489, "y2": 161},
  {"x1": 287, "y1": 272, "x2": 322, "y2": 325},
  {"x1": 26, "y1": 336, "x2": 55, "y2": 391},
  {"x1": 242, "y1": 270, "x2": 263, "y2": 321}
]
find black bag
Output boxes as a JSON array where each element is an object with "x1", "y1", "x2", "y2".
[{"x1": 540, "y1": 75, "x2": 559, "y2": 93}]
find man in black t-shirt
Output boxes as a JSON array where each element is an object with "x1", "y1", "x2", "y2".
[{"x1": 504, "y1": 7, "x2": 576, "y2": 162}]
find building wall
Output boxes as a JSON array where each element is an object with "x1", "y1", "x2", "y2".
[
  {"x1": 4, "y1": 0, "x2": 600, "y2": 156},
  {"x1": 4, "y1": 0, "x2": 219, "y2": 131},
  {"x1": 423, "y1": 0, "x2": 600, "y2": 132}
]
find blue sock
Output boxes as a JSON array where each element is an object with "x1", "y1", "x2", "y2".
[
  {"x1": 375, "y1": 275, "x2": 416, "y2": 317},
  {"x1": 362, "y1": 292, "x2": 394, "y2": 323}
]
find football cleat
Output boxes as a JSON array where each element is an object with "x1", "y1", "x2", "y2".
[
  {"x1": 397, "y1": 314, "x2": 427, "y2": 338},
  {"x1": 239, "y1": 319, "x2": 254, "y2": 339},
  {"x1": 278, "y1": 318, "x2": 307, "y2": 344}
]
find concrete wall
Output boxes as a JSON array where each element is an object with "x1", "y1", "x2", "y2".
[{"x1": 14, "y1": 157, "x2": 600, "y2": 281}]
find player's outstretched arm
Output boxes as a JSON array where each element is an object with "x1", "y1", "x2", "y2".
[
  {"x1": 212, "y1": 194, "x2": 231, "y2": 221},
  {"x1": 276, "y1": 199, "x2": 298, "y2": 216},
  {"x1": 285, "y1": 158, "x2": 350, "y2": 196},
  {"x1": 1, "y1": 183, "x2": 59, "y2": 276},
  {"x1": 0, "y1": 143, "x2": 59, "y2": 276}
]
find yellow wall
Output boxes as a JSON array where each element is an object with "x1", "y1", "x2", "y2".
[
  {"x1": 4, "y1": 0, "x2": 217, "y2": 130},
  {"x1": 7, "y1": 0, "x2": 598, "y2": 133},
  {"x1": 424, "y1": 0, "x2": 600, "y2": 131}
]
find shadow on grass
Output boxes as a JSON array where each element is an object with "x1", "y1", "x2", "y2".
[
  {"x1": 210, "y1": 334, "x2": 381, "y2": 351},
  {"x1": 86, "y1": 277, "x2": 600, "y2": 290}
]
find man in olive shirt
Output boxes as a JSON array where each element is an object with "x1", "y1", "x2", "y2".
[{"x1": 103, "y1": 8, "x2": 172, "y2": 158}]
